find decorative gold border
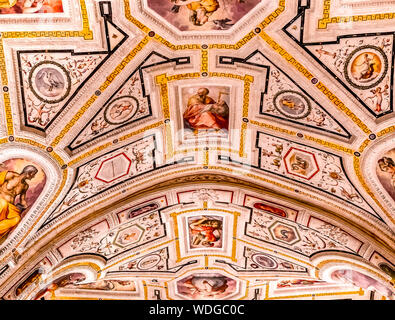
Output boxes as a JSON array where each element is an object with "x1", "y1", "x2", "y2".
[
  {"x1": 259, "y1": 31, "x2": 372, "y2": 135},
  {"x1": 50, "y1": 36, "x2": 150, "y2": 148},
  {"x1": 318, "y1": 0, "x2": 395, "y2": 29},
  {"x1": 1, "y1": 0, "x2": 93, "y2": 40}
]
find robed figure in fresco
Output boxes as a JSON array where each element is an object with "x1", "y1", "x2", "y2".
[
  {"x1": 378, "y1": 156, "x2": 395, "y2": 189},
  {"x1": 189, "y1": 216, "x2": 222, "y2": 247},
  {"x1": 0, "y1": 165, "x2": 38, "y2": 237},
  {"x1": 183, "y1": 87, "x2": 229, "y2": 132}
]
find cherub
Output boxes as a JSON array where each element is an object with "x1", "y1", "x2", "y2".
[{"x1": 366, "y1": 84, "x2": 389, "y2": 113}]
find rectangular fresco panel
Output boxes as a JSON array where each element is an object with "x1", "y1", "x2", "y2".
[
  {"x1": 181, "y1": 85, "x2": 230, "y2": 140},
  {"x1": 0, "y1": 158, "x2": 46, "y2": 243},
  {"x1": 147, "y1": 0, "x2": 262, "y2": 31},
  {"x1": 0, "y1": 0, "x2": 63, "y2": 14},
  {"x1": 377, "y1": 148, "x2": 395, "y2": 201},
  {"x1": 187, "y1": 215, "x2": 223, "y2": 249}
]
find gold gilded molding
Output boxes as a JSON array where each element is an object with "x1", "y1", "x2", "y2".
[
  {"x1": 258, "y1": 0, "x2": 285, "y2": 29},
  {"x1": 303, "y1": 135, "x2": 354, "y2": 155},
  {"x1": 153, "y1": 34, "x2": 202, "y2": 51},
  {"x1": 377, "y1": 125, "x2": 395, "y2": 138},
  {"x1": 123, "y1": 0, "x2": 150, "y2": 33},
  {"x1": 50, "y1": 36, "x2": 150, "y2": 148},
  {"x1": 250, "y1": 119, "x2": 297, "y2": 136},
  {"x1": 3, "y1": 92, "x2": 13, "y2": 136},
  {"x1": 259, "y1": 31, "x2": 372, "y2": 135},
  {"x1": 318, "y1": 0, "x2": 395, "y2": 29},
  {"x1": 174, "y1": 147, "x2": 239, "y2": 156},
  {"x1": 209, "y1": 0, "x2": 286, "y2": 50},
  {"x1": 0, "y1": 40, "x2": 13, "y2": 135},
  {"x1": 67, "y1": 122, "x2": 163, "y2": 166},
  {"x1": 201, "y1": 49, "x2": 209, "y2": 73},
  {"x1": 8, "y1": 172, "x2": 393, "y2": 291},
  {"x1": 2, "y1": 0, "x2": 92, "y2": 40}
]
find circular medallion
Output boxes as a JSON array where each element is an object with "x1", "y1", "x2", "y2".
[
  {"x1": 104, "y1": 96, "x2": 139, "y2": 125},
  {"x1": 137, "y1": 254, "x2": 161, "y2": 270},
  {"x1": 273, "y1": 90, "x2": 311, "y2": 119},
  {"x1": 251, "y1": 253, "x2": 278, "y2": 269},
  {"x1": 344, "y1": 45, "x2": 388, "y2": 89},
  {"x1": 28, "y1": 61, "x2": 71, "y2": 104}
]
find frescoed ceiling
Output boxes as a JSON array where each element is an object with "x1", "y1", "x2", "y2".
[{"x1": 0, "y1": 0, "x2": 393, "y2": 300}]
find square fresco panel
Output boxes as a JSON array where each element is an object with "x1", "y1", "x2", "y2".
[
  {"x1": 181, "y1": 85, "x2": 230, "y2": 140},
  {"x1": 187, "y1": 215, "x2": 223, "y2": 249}
]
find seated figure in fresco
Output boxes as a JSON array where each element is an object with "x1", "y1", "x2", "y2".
[
  {"x1": 171, "y1": 0, "x2": 220, "y2": 26},
  {"x1": 378, "y1": 156, "x2": 395, "y2": 189},
  {"x1": 354, "y1": 53, "x2": 376, "y2": 81},
  {"x1": 183, "y1": 87, "x2": 229, "y2": 133},
  {"x1": 189, "y1": 216, "x2": 222, "y2": 247},
  {"x1": 0, "y1": 165, "x2": 38, "y2": 237}
]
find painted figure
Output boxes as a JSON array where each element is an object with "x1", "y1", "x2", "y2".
[
  {"x1": 33, "y1": 273, "x2": 86, "y2": 300},
  {"x1": 367, "y1": 84, "x2": 389, "y2": 112},
  {"x1": 183, "y1": 87, "x2": 229, "y2": 131},
  {"x1": 212, "y1": 18, "x2": 233, "y2": 30},
  {"x1": 149, "y1": 0, "x2": 259, "y2": 31},
  {"x1": 253, "y1": 202, "x2": 287, "y2": 217},
  {"x1": 331, "y1": 269, "x2": 393, "y2": 298},
  {"x1": 277, "y1": 279, "x2": 324, "y2": 288},
  {"x1": 109, "y1": 102, "x2": 134, "y2": 120},
  {"x1": 182, "y1": 275, "x2": 229, "y2": 298},
  {"x1": 189, "y1": 216, "x2": 222, "y2": 247},
  {"x1": 378, "y1": 156, "x2": 395, "y2": 189},
  {"x1": 290, "y1": 155, "x2": 309, "y2": 175},
  {"x1": 16, "y1": 269, "x2": 44, "y2": 297},
  {"x1": 171, "y1": 0, "x2": 220, "y2": 26},
  {"x1": 355, "y1": 53, "x2": 376, "y2": 80},
  {"x1": 0, "y1": 0, "x2": 63, "y2": 14},
  {"x1": 315, "y1": 46, "x2": 336, "y2": 59},
  {"x1": 71, "y1": 279, "x2": 136, "y2": 292},
  {"x1": 0, "y1": 166, "x2": 38, "y2": 237}
]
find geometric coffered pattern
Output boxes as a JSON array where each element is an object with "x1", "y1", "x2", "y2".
[{"x1": 0, "y1": 0, "x2": 393, "y2": 301}]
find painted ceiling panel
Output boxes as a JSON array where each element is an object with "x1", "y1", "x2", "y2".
[{"x1": 0, "y1": 0, "x2": 393, "y2": 301}]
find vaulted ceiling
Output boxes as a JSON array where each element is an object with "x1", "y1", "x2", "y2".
[{"x1": 0, "y1": 0, "x2": 393, "y2": 300}]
